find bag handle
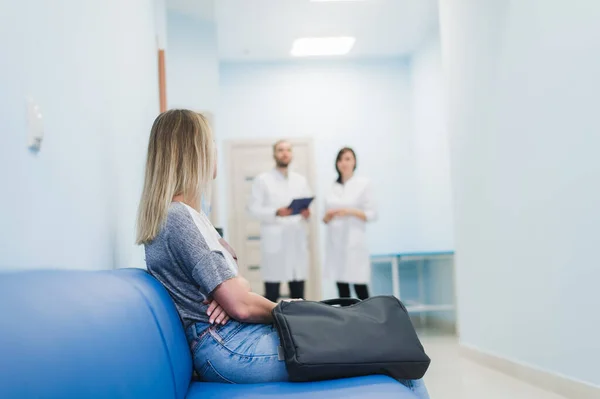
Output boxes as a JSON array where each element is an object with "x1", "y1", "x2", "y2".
[{"x1": 321, "y1": 298, "x2": 361, "y2": 307}]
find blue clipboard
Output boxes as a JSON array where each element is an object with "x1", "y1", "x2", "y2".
[{"x1": 288, "y1": 197, "x2": 314, "y2": 215}]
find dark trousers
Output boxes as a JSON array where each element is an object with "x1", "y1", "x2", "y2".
[
  {"x1": 336, "y1": 282, "x2": 369, "y2": 300},
  {"x1": 264, "y1": 281, "x2": 305, "y2": 302}
]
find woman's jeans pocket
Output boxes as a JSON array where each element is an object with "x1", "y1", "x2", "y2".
[
  {"x1": 198, "y1": 360, "x2": 236, "y2": 384},
  {"x1": 188, "y1": 321, "x2": 288, "y2": 384}
]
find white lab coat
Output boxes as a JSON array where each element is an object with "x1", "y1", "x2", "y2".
[
  {"x1": 324, "y1": 176, "x2": 377, "y2": 284},
  {"x1": 248, "y1": 169, "x2": 312, "y2": 282}
]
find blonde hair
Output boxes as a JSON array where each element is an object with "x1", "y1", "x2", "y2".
[{"x1": 136, "y1": 109, "x2": 215, "y2": 244}]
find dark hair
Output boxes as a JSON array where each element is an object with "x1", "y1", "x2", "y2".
[{"x1": 335, "y1": 147, "x2": 357, "y2": 184}]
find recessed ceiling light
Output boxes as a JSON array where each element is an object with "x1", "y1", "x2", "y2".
[{"x1": 291, "y1": 37, "x2": 356, "y2": 57}]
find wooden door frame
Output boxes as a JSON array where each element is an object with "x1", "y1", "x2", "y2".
[{"x1": 225, "y1": 138, "x2": 322, "y2": 301}]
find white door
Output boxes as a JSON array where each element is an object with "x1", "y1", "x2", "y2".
[{"x1": 226, "y1": 139, "x2": 321, "y2": 300}]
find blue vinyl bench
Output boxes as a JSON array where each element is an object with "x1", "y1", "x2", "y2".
[{"x1": 0, "y1": 268, "x2": 417, "y2": 399}]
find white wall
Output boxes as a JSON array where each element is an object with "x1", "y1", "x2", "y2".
[
  {"x1": 166, "y1": 9, "x2": 219, "y2": 113},
  {"x1": 154, "y1": 0, "x2": 168, "y2": 49},
  {"x1": 0, "y1": 0, "x2": 161, "y2": 270},
  {"x1": 218, "y1": 60, "x2": 417, "y2": 297},
  {"x1": 440, "y1": 0, "x2": 600, "y2": 386},
  {"x1": 410, "y1": 35, "x2": 454, "y2": 252}
]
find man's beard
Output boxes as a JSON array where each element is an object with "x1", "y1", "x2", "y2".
[{"x1": 276, "y1": 160, "x2": 290, "y2": 168}]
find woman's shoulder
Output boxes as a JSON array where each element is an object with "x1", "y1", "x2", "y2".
[
  {"x1": 144, "y1": 203, "x2": 203, "y2": 258},
  {"x1": 166, "y1": 202, "x2": 196, "y2": 229},
  {"x1": 165, "y1": 202, "x2": 212, "y2": 239},
  {"x1": 168, "y1": 203, "x2": 230, "y2": 254}
]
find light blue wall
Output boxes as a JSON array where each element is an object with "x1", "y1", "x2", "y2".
[
  {"x1": 0, "y1": 0, "x2": 161, "y2": 271},
  {"x1": 409, "y1": 35, "x2": 456, "y2": 324},
  {"x1": 154, "y1": 0, "x2": 168, "y2": 49},
  {"x1": 440, "y1": 0, "x2": 600, "y2": 386},
  {"x1": 410, "y1": 36, "x2": 454, "y2": 252},
  {"x1": 166, "y1": 10, "x2": 219, "y2": 113}
]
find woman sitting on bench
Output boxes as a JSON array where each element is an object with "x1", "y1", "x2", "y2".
[{"x1": 135, "y1": 109, "x2": 429, "y2": 398}]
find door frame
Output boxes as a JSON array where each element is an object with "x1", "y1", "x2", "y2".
[{"x1": 224, "y1": 137, "x2": 322, "y2": 301}]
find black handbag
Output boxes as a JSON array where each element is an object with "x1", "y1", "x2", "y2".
[{"x1": 272, "y1": 296, "x2": 430, "y2": 382}]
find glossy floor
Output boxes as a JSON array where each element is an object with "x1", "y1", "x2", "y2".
[{"x1": 421, "y1": 334, "x2": 568, "y2": 399}]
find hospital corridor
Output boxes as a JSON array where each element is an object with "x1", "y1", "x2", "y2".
[{"x1": 1, "y1": 1, "x2": 599, "y2": 398}]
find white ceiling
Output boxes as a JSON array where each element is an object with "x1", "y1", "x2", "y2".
[{"x1": 168, "y1": 0, "x2": 439, "y2": 62}]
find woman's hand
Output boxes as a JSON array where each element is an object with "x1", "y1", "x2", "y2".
[
  {"x1": 324, "y1": 208, "x2": 350, "y2": 222},
  {"x1": 204, "y1": 298, "x2": 231, "y2": 325},
  {"x1": 335, "y1": 208, "x2": 350, "y2": 217},
  {"x1": 332, "y1": 208, "x2": 367, "y2": 221},
  {"x1": 323, "y1": 209, "x2": 339, "y2": 223}
]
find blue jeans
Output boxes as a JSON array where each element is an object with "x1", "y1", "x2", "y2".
[{"x1": 186, "y1": 321, "x2": 429, "y2": 398}]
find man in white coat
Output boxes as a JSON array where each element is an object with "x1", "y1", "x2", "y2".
[{"x1": 248, "y1": 140, "x2": 312, "y2": 302}]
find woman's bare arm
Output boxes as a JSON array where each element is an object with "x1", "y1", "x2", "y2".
[{"x1": 211, "y1": 277, "x2": 276, "y2": 324}]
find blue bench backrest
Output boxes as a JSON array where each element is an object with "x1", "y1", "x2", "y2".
[{"x1": 0, "y1": 268, "x2": 192, "y2": 399}]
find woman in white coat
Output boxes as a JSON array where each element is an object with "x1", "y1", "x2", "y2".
[{"x1": 323, "y1": 147, "x2": 377, "y2": 300}]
